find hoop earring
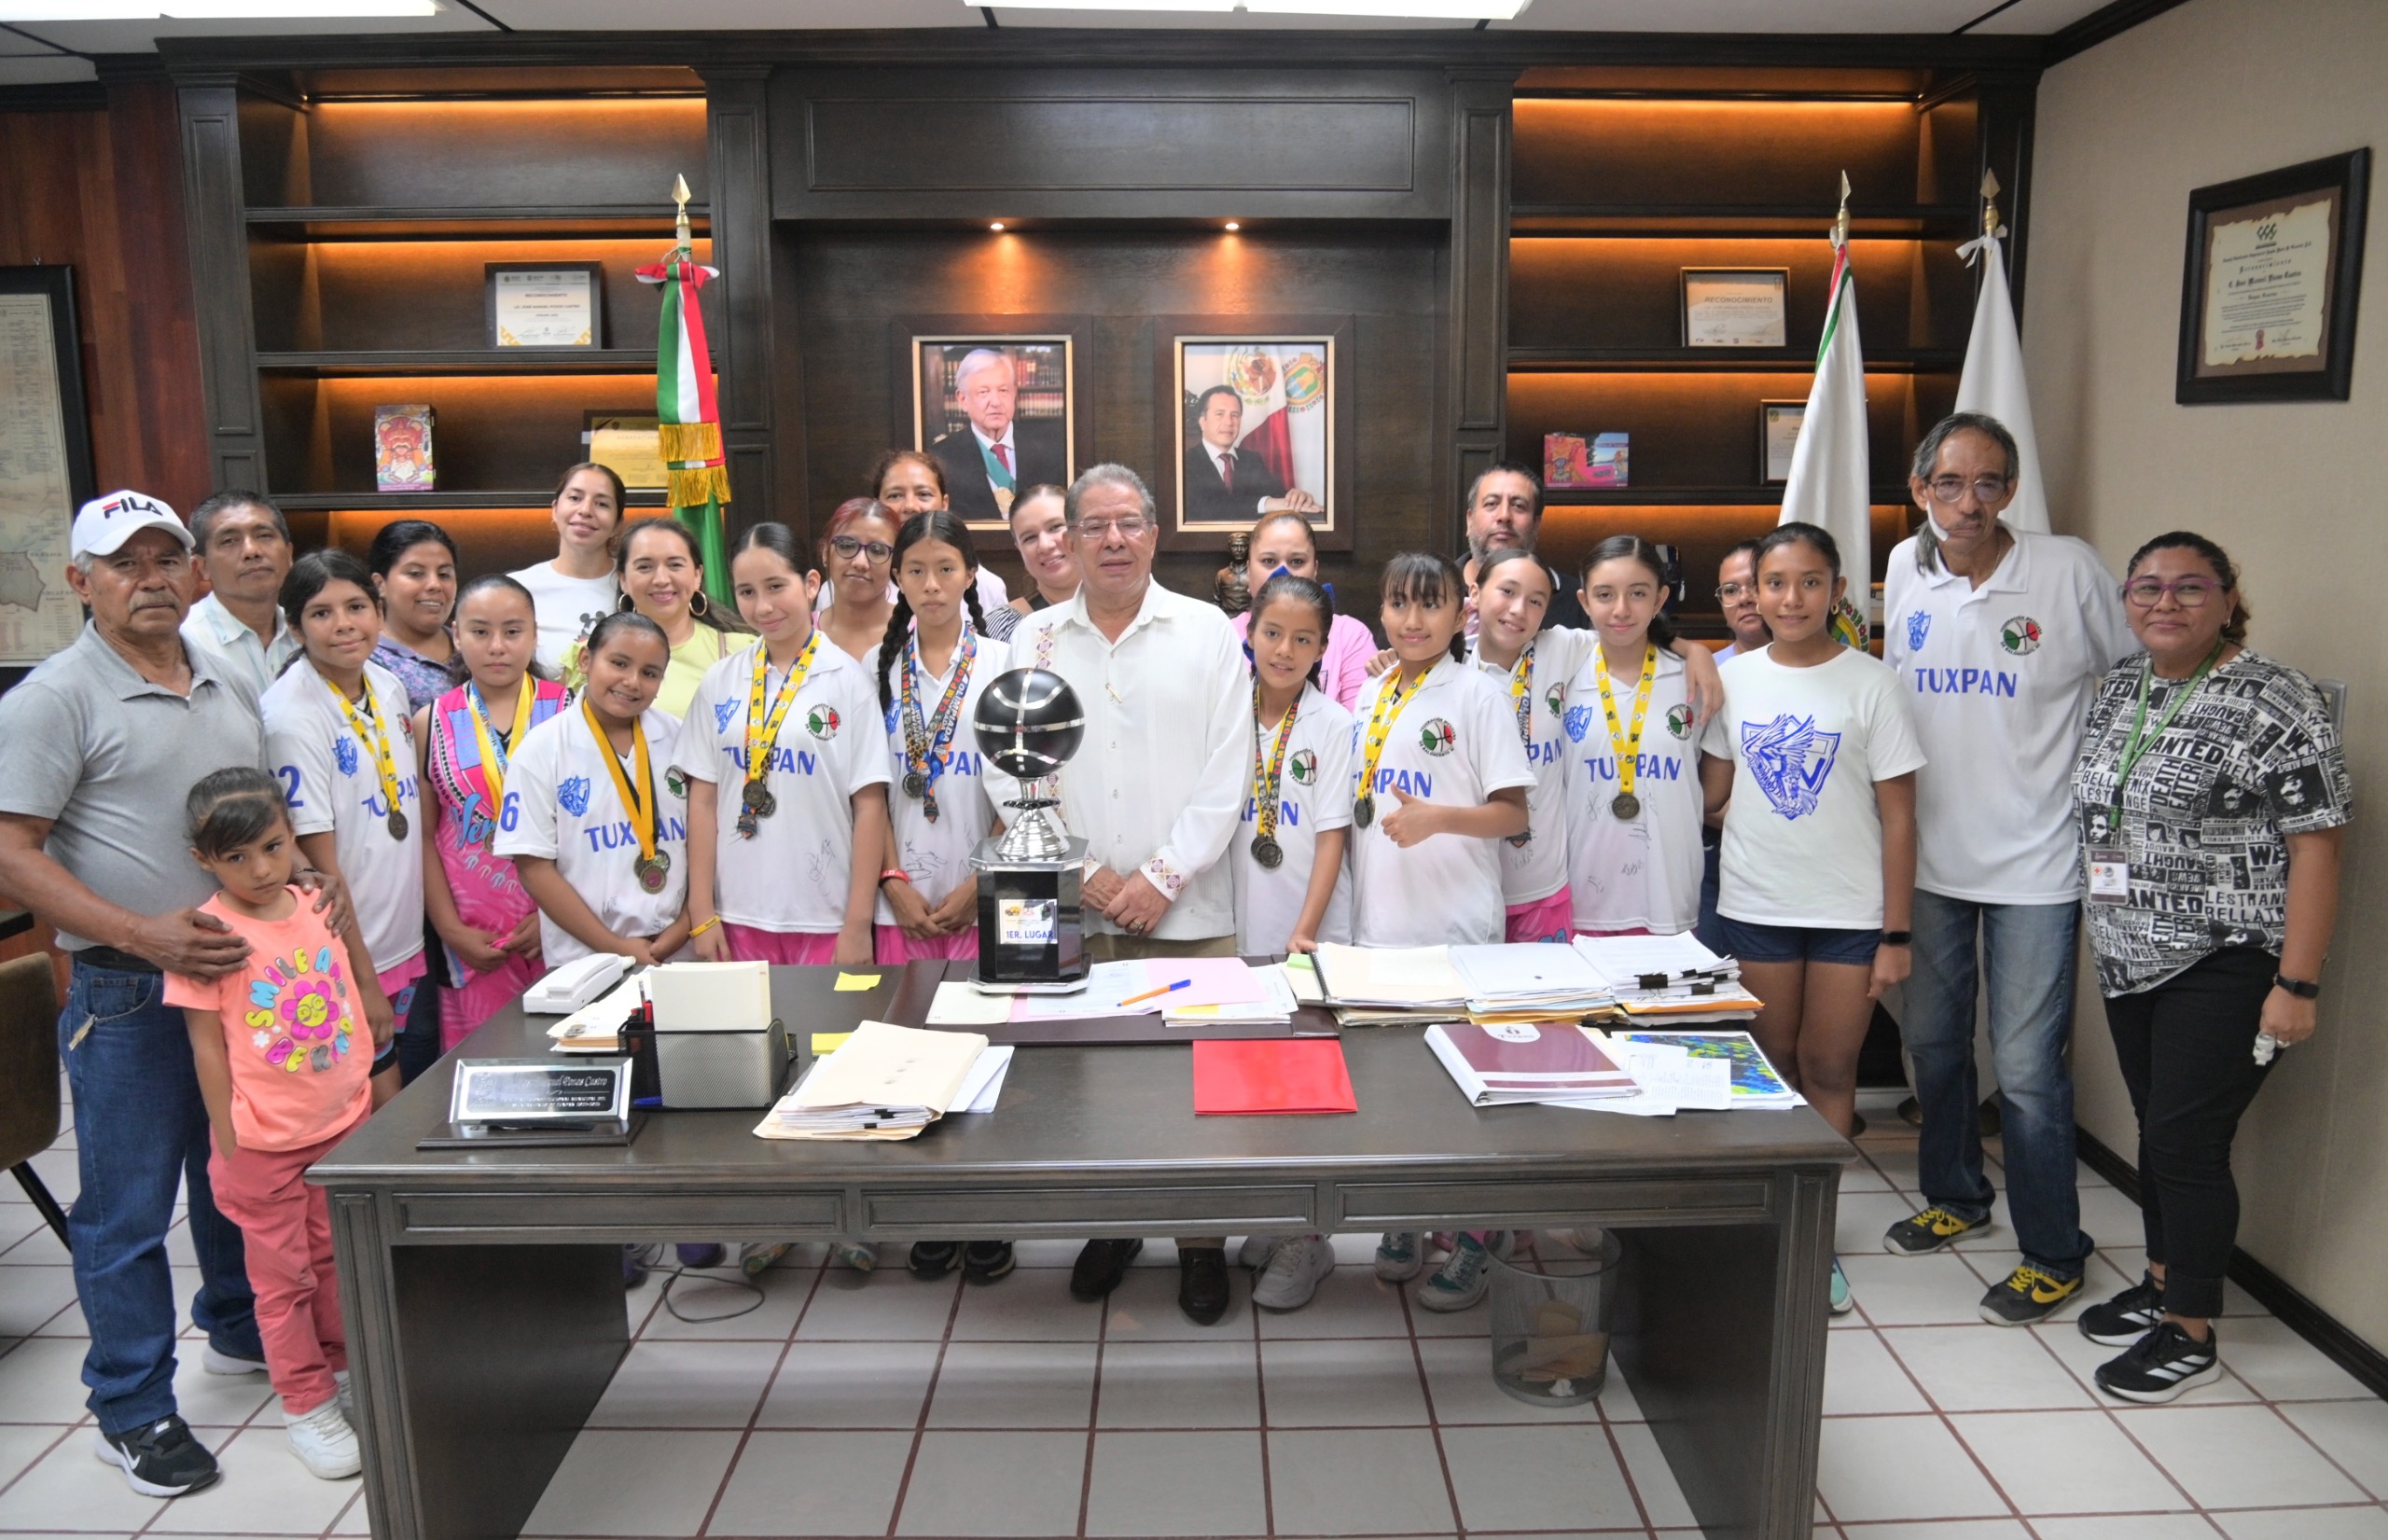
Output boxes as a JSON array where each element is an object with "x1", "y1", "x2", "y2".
[
  {"x1": 690, "y1": 590, "x2": 710, "y2": 619},
  {"x1": 616, "y1": 592, "x2": 634, "y2": 614}
]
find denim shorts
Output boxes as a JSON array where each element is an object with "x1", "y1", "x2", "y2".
[{"x1": 1708, "y1": 912, "x2": 1880, "y2": 966}]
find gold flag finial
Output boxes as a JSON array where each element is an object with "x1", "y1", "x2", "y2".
[
  {"x1": 1979, "y1": 168, "x2": 2006, "y2": 240},
  {"x1": 1831, "y1": 170, "x2": 1851, "y2": 251},
  {"x1": 672, "y1": 173, "x2": 691, "y2": 248}
]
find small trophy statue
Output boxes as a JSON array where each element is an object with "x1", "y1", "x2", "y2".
[{"x1": 968, "y1": 668, "x2": 1090, "y2": 992}]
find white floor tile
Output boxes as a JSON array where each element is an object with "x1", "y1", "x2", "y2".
[
  {"x1": 0, "y1": 1422, "x2": 71, "y2": 1491},
  {"x1": 1412, "y1": 1334, "x2": 1604, "y2": 1424},
  {"x1": 1103, "y1": 1264, "x2": 1248, "y2": 1341},
  {"x1": 1265, "y1": 1427, "x2": 1453, "y2": 1534},
  {"x1": 167, "y1": 1345, "x2": 276, "y2": 1429},
  {"x1": 1259, "y1": 1338, "x2": 1429, "y2": 1427},
  {"x1": 146, "y1": 1422, "x2": 360, "y2": 1533},
  {"x1": 1838, "y1": 1252, "x2": 2006, "y2": 1326},
  {"x1": 926, "y1": 1339, "x2": 1098, "y2": 1429},
  {"x1": 1950, "y1": 1409, "x2": 2188, "y2": 1515},
  {"x1": 756, "y1": 1340, "x2": 939, "y2": 1430},
  {"x1": 1837, "y1": 1192, "x2": 1927, "y2": 1256},
  {"x1": 1438, "y1": 1422, "x2": 1642, "y2": 1531},
  {"x1": 951, "y1": 1274, "x2": 1104, "y2": 1340},
  {"x1": 1609, "y1": 1419, "x2": 1695, "y2": 1529},
  {"x1": 2076, "y1": 1185, "x2": 2153, "y2": 1245},
  {"x1": 1822, "y1": 1328, "x2": 1933, "y2": 1416},
  {"x1": 1881, "y1": 1323, "x2": 2099, "y2": 1411},
  {"x1": 2031, "y1": 1519, "x2": 2241, "y2": 1540},
  {"x1": 0, "y1": 1268, "x2": 80, "y2": 1339},
  {"x1": 2210, "y1": 1315, "x2": 2374, "y2": 1401},
  {"x1": 2216, "y1": 1505, "x2": 2388, "y2": 1540},
  {"x1": 1084, "y1": 1429, "x2": 1267, "y2": 1536},
  {"x1": 793, "y1": 1270, "x2": 959, "y2": 1341},
  {"x1": 331, "y1": 1489, "x2": 371, "y2": 1534},
  {"x1": 1095, "y1": 1339, "x2": 1260, "y2": 1429},
  {"x1": 0, "y1": 1434, "x2": 168, "y2": 1533},
  {"x1": 586, "y1": 1339, "x2": 780, "y2": 1429},
  {"x1": 1254, "y1": 1266, "x2": 1409, "y2": 1339},
  {"x1": 707, "y1": 1429, "x2": 915, "y2": 1537},
  {"x1": 1815, "y1": 1413, "x2": 2010, "y2": 1522},
  {"x1": 0, "y1": 1338, "x2": 99, "y2": 1422},
  {"x1": 519, "y1": 1428, "x2": 742, "y2": 1537},
  {"x1": 0, "y1": 1208, "x2": 66, "y2": 1262},
  {"x1": 637, "y1": 1265, "x2": 815, "y2": 1341},
  {"x1": 1840, "y1": 1163, "x2": 1893, "y2": 1194},
  {"x1": 894, "y1": 1430, "x2": 1088, "y2": 1536},
  {"x1": 1831, "y1": 1523, "x2": 2031, "y2": 1540},
  {"x1": 2116, "y1": 1404, "x2": 2369, "y2": 1509},
  {"x1": 2280, "y1": 1398, "x2": 2388, "y2": 1499}
]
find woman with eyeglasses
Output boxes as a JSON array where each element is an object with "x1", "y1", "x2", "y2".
[
  {"x1": 2068, "y1": 532, "x2": 2347, "y2": 1404},
  {"x1": 815, "y1": 497, "x2": 902, "y2": 663}
]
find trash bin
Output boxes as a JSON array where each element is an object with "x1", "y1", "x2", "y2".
[{"x1": 1486, "y1": 1229, "x2": 1624, "y2": 1408}]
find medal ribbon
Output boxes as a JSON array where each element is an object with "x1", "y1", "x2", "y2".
[
  {"x1": 1354, "y1": 666, "x2": 1426, "y2": 809},
  {"x1": 1595, "y1": 645, "x2": 1659, "y2": 801},
  {"x1": 464, "y1": 673, "x2": 535, "y2": 823},
  {"x1": 2110, "y1": 641, "x2": 2222, "y2": 827},
  {"x1": 745, "y1": 632, "x2": 819, "y2": 796},
  {"x1": 324, "y1": 673, "x2": 405, "y2": 830},
  {"x1": 1507, "y1": 642, "x2": 1537, "y2": 747},
  {"x1": 902, "y1": 628, "x2": 977, "y2": 824},
  {"x1": 1252, "y1": 684, "x2": 1299, "y2": 844},
  {"x1": 581, "y1": 697, "x2": 659, "y2": 868}
]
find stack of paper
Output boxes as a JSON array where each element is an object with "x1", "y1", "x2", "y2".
[
  {"x1": 1423, "y1": 1020, "x2": 1640, "y2": 1106},
  {"x1": 1448, "y1": 944, "x2": 1616, "y2": 1020},
  {"x1": 1543, "y1": 1035, "x2": 1737, "y2": 1117},
  {"x1": 547, "y1": 974, "x2": 646, "y2": 1054},
  {"x1": 1310, "y1": 944, "x2": 1468, "y2": 1024},
  {"x1": 1610, "y1": 1030, "x2": 1804, "y2": 1108},
  {"x1": 1164, "y1": 962, "x2": 1301, "y2": 1028},
  {"x1": 1570, "y1": 933, "x2": 1762, "y2": 1020},
  {"x1": 754, "y1": 1020, "x2": 991, "y2": 1141}
]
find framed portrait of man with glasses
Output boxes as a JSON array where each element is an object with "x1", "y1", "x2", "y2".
[{"x1": 897, "y1": 315, "x2": 1091, "y2": 534}]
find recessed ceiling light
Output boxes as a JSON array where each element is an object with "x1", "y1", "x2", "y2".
[
  {"x1": 979, "y1": 0, "x2": 1528, "y2": 14},
  {"x1": 1224, "y1": 221, "x2": 1242, "y2": 231},
  {"x1": 0, "y1": 2, "x2": 443, "y2": 16},
  {"x1": 989, "y1": 222, "x2": 1007, "y2": 232}
]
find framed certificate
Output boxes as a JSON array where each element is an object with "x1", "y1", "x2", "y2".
[
  {"x1": 487, "y1": 263, "x2": 604, "y2": 349},
  {"x1": 1682, "y1": 268, "x2": 1789, "y2": 349},
  {"x1": 2176, "y1": 149, "x2": 2369, "y2": 404},
  {"x1": 1758, "y1": 400, "x2": 1804, "y2": 484},
  {"x1": 0, "y1": 266, "x2": 97, "y2": 668}
]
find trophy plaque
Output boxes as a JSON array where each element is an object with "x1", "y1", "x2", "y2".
[{"x1": 968, "y1": 667, "x2": 1090, "y2": 992}]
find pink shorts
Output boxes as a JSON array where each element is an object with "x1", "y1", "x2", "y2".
[
  {"x1": 721, "y1": 924, "x2": 838, "y2": 965},
  {"x1": 875, "y1": 925, "x2": 979, "y2": 964},
  {"x1": 1505, "y1": 889, "x2": 1576, "y2": 945}
]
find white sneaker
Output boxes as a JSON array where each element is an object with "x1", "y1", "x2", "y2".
[
  {"x1": 201, "y1": 1344, "x2": 267, "y2": 1376},
  {"x1": 334, "y1": 1368, "x2": 355, "y2": 1425},
  {"x1": 832, "y1": 1242, "x2": 878, "y2": 1273},
  {"x1": 1415, "y1": 1231, "x2": 1504, "y2": 1312},
  {"x1": 1252, "y1": 1235, "x2": 1336, "y2": 1311},
  {"x1": 1236, "y1": 1235, "x2": 1279, "y2": 1270},
  {"x1": 283, "y1": 1399, "x2": 361, "y2": 1479},
  {"x1": 1374, "y1": 1231, "x2": 1423, "y2": 1283}
]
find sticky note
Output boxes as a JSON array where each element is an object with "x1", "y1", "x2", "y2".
[
  {"x1": 811, "y1": 1032, "x2": 852, "y2": 1055},
  {"x1": 834, "y1": 972, "x2": 881, "y2": 992}
]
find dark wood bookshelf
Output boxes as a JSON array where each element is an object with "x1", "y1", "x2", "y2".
[
  {"x1": 1509, "y1": 349, "x2": 1962, "y2": 373},
  {"x1": 257, "y1": 350, "x2": 663, "y2": 376},
  {"x1": 245, "y1": 206, "x2": 710, "y2": 241},
  {"x1": 1511, "y1": 203, "x2": 1975, "y2": 238},
  {"x1": 1543, "y1": 486, "x2": 1912, "y2": 506},
  {"x1": 274, "y1": 490, "x2": 671, "y2": 512}
]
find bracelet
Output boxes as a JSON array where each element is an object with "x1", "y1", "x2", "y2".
[
  {"x1": 879, "y1": 868, "x2": 911, "y2": 885},
  {"x1": 687, "y1": 916, "x2": 720, "y2": 939},
  {"x1": 1881, "y1": 930, "x2": 1912, "y2": 947},
  {"x1": 2273, "y1": 974, "x2": 2320, "y2": 999}
]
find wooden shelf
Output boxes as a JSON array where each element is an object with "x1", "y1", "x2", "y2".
[
  {"x1": 246, "y1": 206, "x2": 711, "y2": 241},
  {"x1": 256, "y1": 349, "x2": 662, "y2": 376},
  {"x1": 1511, "y1": 204, "x2": 1975, "y2": 237},
  {"x1": 273, "y1": 490, "x2": 671, "y2": 512},
  {"x1": 1542, "y1": 487, "x2": 1911, "y2": 506},
  {"x1": 1508, "y1": 349, "x2": 1961, "y2": 373}
]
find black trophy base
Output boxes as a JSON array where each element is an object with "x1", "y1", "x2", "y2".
[{"x1": 971, "y1": 858, "x2": 1088, "y2": 992}]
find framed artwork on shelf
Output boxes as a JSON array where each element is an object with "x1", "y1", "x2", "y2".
[
  {"x1": 1152, "y1": 314, "x2": 1354, "y2": 551},
  {"x1": 1759, "y1": 400, "x2": 1805, "y2": 484},
  {"x1": 0, "y1": 265, "x2": 97, "y2": 666},
  {"x1": 896, "y1": 316, "x2": 1090, "y2": 533},
  {"x1": 2176, "y1": 148, "x2": 2369, "y2": 404},
  {"x1": 582, "y1": 410, "x2": 668, "y2": 490},
  {"x1": 1682, "y1": 268, "x2": 1789, "y2": 349},
  {"x1": 486, "y1": 263, "x2": 605, "y2": 349}
]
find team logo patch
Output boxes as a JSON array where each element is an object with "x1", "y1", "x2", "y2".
[
  {"x1": 1665, "y1": 703, "x2": 1694, "y2": 740},
  {"x1": 2000, "y1": 616, "x2": 2043, "y2": 655},
  {"x1": 1289, "y1": 748, "x2": 1318, "y2": 785},
  {"x1": 1742, "y1": 714, "x2": 1841, "y2": 822},
  {"x1": 1417, "y1": 718, "x2": 1456, "y2": 756},
  {"x1": 805, "y1": 705, "x2": 840, "y2": 741},
  {"x1": 1907, "y1": 611, "x2": 1932, "y2": 653},
  {"x1": 558, "y1": 775, "x2": 591, "y2": 817},
  {"x1": 664, "y1": 765, "x2": 688, "y2": 799},
  {"x1": 1545, "y1": 683, "x2": 1567, "y2": 717},
  {"x1": 1562, "y1": 704, "x2": 1596, "y2": 744},
  {"x1": 713, "y1": 699, "x2": 739, "y2": 733},
  {"x1": 333, "y1": 739, "x2": 359, "y2": 777}
]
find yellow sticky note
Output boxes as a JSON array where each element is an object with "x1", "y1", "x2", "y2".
[
  {"x1": 833, "y1": 972, "x2": 881, "y2": 992},
  {"x1": 811, "y1": 1032, "x2": 852, "y2": 1055}
]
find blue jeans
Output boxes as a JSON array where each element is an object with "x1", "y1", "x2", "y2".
[
  {"x1": 1901, "y1": 893, "x2": 2093, "y2": 1277},
  {"x1": 60, "y1": 960, "x2": 260, "y2": 1436}
]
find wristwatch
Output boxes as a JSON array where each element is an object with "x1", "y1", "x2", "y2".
[
  {"x1": 1881, "y1": 930, "x2": 1912, "y2": 947},
  {"x1": 2273, "y1": 974, "x2": 2321, "y2": 999}
]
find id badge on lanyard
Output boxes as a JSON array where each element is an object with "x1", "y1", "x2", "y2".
[{"x1": 2087, "y1": 841, "x2": 2131, "y2": 905}]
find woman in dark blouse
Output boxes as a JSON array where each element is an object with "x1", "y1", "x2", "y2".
[{"x1": 2069, "y1": 531, "x2": 2348, "y2": 1403}]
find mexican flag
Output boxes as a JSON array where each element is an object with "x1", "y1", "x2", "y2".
[
  {"x1": 636, "y1": 245, "x2": 731, "y2": 604},
  {"x1": 1779, "y1": 243, "x2": 1872, "y2": 648},
  {"x1": 1183, "y1": 342, "x2": 1330, "y2": 509},
  {"x1": 1954, "y1": 230, "x2": 2048, "y2": 534}
]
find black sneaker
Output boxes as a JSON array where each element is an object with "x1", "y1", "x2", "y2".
[
  {"x1": 962, "y1": 1241, "x2": 1015, "y2": 1284},
  {"x1": 909, "y1": 1241, "x2": 962, "y2": 1278},
  {"x1": 93, "y1": 1415, "x2": 221, "y2": 1496},
  {"x1": 1882, "y1": 1205, "x2": 1989, "y2": 1256},
  {"x1": 2080, "y1": 1273, "x2": 2166, "y2": 1346},
  {"x1": 1978, "y1": 1264, "x2": 2083, "y2": 1325},
  {"x1": 2095, "y1": 1321, "x2": 2220, "y2": 1403}
]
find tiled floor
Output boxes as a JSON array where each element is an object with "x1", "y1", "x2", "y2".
[{"x1": 2, "y1": 1089, "x2": 2383, "y2": 1540}]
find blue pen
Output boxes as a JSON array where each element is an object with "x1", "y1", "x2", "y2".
[{"x1": 1121, "y1": 978, "x2": 1192, "y2": 1007}]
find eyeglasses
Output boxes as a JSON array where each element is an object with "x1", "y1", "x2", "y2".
[
  {"x1": 1075, "y1": 516, "x2": 1151, "y2": 540},
  {"x1": 2122, "y1": 577, "x2": 2223, "y2": 609},
  {"x1": 1715, "y1": 582, "x2": 1754, "y2": 602},
  {"x1": 827, "y1": 535, "x2": 893, "y2": 562},
  {"x1": 1925, "y1": 476, "x2": 2014, "y2": 505}
]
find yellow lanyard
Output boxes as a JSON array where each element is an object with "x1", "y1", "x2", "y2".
[
  {"x1": 324, "y1": 671, "x2": 406, "y2": 839},
  {"x1": 745, "y1": 633, "x2": 818, "y2": 789},
  {"x1": 465, "y1": 673, "x2": 534, "y2": 816},
  {"x1": 1353, "y1": 665, "x2": 1426, "y2": 826},
  {"x1": 581, "y1": 697, "x2": 661, "y2": 874},
  {"x1": 1252, "y1": 685, "x2": 1299, "y2": 845},
  {"x1": 1595, "y1": 645, "x2": 1659, "y2": 812},
  {"x1": 1506, "y1": 643, "x2": 1536, "y2": 747}
]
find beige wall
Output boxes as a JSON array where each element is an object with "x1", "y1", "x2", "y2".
[{"x1": 2025, "y1": 0, "x2": 2388, "y2": 1350}]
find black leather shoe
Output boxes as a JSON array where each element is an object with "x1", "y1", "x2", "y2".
[
  {"x1": 1178, "y1": 1245, "x2": 1230, "y2": 1325},
  {"x1": 1070, "y1": 1238, "x2": 1142, "y2": 1300}
]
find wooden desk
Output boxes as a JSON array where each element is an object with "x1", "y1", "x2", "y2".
[{"x1": 314, "y1": 966, "x2": 1847, "y2": 1540}]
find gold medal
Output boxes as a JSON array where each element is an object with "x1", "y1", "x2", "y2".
[
  {"x1": 739, "y1": 633, "x2": 817, "y2": 837},
  {"x1": 582, "y1": 698, "x2": 665, "y2": 888},
  {"x1": 1353, "y1": 667, "x2": 1425, "y2": 834},
  {"x1": 324, "y1": 672, "x2": 409, "y2": 846}
]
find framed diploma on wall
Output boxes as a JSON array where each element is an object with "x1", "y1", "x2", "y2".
[
  {"x1": 486, "y1": 263, "x2": 604, "y2": 349},
  {"x1": 2176, "y1": 149, "x2": 2369, "y2": 404},
  {"x1": 0, "y1": 266, "x2": 98, "y2": 669},
  {"x1": 1682, "y1": 269, "x2": 1789, "y2": 349}
]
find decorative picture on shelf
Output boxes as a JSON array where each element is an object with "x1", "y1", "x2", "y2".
[
  {"x1": 906, "y1": 328, "x2": 1078, "y2": 530},
  {"x1": 1759, "y1": 401, "x2": 1805, "y2": 484},
  {"x1": 2176, "y1": 148, "x2": 2369, "y2": 404},
  {"x1": 1547, "y1": 432, "x2": 1629, "y2": 490},
  {"x1": 486, "y1": 263, "x2": 604, "y2": 349},
  {"x1": 1682, "y1": 269, "x2": 1789, "y2": 349},
  {"x1": 1154, "y1": 314, "x2": 1354, "y2": 550},
  {"x1": 582, "y1": 410, "x2": 668, "y2": 490},
  {"x1": 0, "y1": 265, "x2": 98, "y2": 666},
  {"x1": 374, "y1": 405, "x2": 436, "y2": 493}
]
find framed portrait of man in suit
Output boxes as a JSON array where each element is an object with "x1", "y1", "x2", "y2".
[
  {"x1": 1155, "y1": 314, "x2": 1354, "y2": 552},
  {"x1": 899, "y1": 317, "x2": 1090, "y2": 534}
]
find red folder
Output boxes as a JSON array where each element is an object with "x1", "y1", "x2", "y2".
[{"x1": 1191, "y1": 1039, "x2": 1358, "y2": 1116}]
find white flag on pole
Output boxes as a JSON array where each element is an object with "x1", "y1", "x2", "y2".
[
  {"x1": 1779, "y1": 242, "x2": 1871, "y2": 647},
  {"x1": 1953, "y1": 231, "x2": 2048, "y2": 534}
]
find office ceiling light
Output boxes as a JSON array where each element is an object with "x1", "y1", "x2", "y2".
[
  {"x1": 0, "y1": 2, "x2": 443, "y2": 18},
  {"x1": 1224, "y1": 221, "x2": 1241, "y2": 230},
  {"x1": 989, "y1": 222, "x2": 1007, "y2": 231},
  {"x1": 979, "y1": 0, "x2": 1526, "y2": 14}
]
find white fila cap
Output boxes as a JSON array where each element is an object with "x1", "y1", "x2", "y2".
[{"x1": 71, "y1": 490, "x2": 193, "y2": 562}]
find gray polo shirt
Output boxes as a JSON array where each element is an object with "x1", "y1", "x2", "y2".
[{"x1": 0, "y1": 621, "x2": 266, "y2": 950}]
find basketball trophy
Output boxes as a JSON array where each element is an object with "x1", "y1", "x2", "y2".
[{"x1": 968, "y1": 668, "x2": 1090, "y2": 992}]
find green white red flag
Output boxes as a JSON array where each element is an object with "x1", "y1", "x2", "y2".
[{"x1": 636, "y1": 245, "x2": 730, "y2": 603}]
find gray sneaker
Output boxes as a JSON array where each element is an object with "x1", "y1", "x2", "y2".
[
  {"x1": 1373, "y1": 1230, "x2": 1422, "y2": 1283},
  {"x1": 1416, "y1": 1231, "x2": 1504, "y2": 1312},
  {"x1": 1252, "y1": 1236, "x2": 1336, "y2": 1311}
]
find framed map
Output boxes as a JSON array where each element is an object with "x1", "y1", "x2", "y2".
[{"x1": 0, "y1": 267, "x2": 95, "y2": 667}]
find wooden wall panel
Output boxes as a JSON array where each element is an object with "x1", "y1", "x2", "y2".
[{"x1": 0, "y1": 82, "x2": 211, "y2": 514}]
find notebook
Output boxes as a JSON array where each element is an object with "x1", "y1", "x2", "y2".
[{"x1": 1191, "y1": 1039, "x2": 1357, "y2": 1116}]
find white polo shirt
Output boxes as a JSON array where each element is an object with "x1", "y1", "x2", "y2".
[
  {"x1": 495, "y1": 705, "x2": 690, "y2": 966},
  {"x1": 1883, "y1": 526, "x2": 2131, "y2": 904},
  {"x1": 260, "y1": 660, "x2": 425, "y2": 977},
  {"x1": 182, "y1": 591, "x2": 302, "y2": 699},
  {"x1": 1232, "y1": 684, "x2": 1356, "y2": 955},
  {"x1": 1468, "y1": 628, "x2": 1597, "y2": 907},
  {"x1": 671, "y1": 638, "x2": 893, "y2": 935},
  {"x1": 1347, "y1": 657, "x2": 1537, "y2": 948},
  {"x1": 1562, "y1": 645, "x2": 1703, "y2": 935},
  {"x1": 874, "y1": 631, "x2": 1016, "y2": 925}
]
